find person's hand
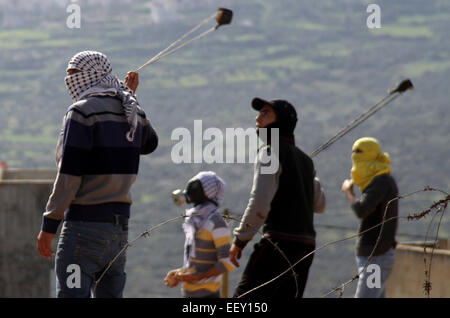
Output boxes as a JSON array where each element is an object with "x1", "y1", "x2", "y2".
[
  {"x1": 124, "y1": 71, "x2": 139, "y2": 93},
  {"x1": 229, "y1": 243, "x2": 243, "y2": 268},
  {"x1": 37, "y1": 230, "x2": 55, "y2": 258},
  {"x1": 176, "y1": 272, "x2": 199, "y2": 283},
  {"x1": 341, "y1": 179, "x2": 356, "y2": 204},
  {"x1": 164, "y1": 269, "x2": 180, "y2": 288},
  {"x1": 341, "y1": 179, "x2": 354, "y2": 193}
]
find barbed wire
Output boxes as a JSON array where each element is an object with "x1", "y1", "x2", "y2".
[
  {"x1": 236, "y1": 186, "x2": 448, "y2": 298},
  {"x1": 314, "y1": 223, "x2": 427, "y2": 240},
  {"x1": 93, "y1": 214, "x2": 188, "y2": 295},
  {"x1": 323, "y1": 190, "x2": 422, "y2": 298},
  {"x1": 223, "y1": 211, "x2": 301, "y2": 298},
  {"x1": 93, "y1": 206, "x2": 301, "y2": 297},
  {"x1": 323, "y1": 187, "x2": 448, "y2": 298},
  {"x1": 224, "y1": 187, "x2": 448, "y2": 298},
  {"x1": 92, "y1": 186, "x2": 448, "y2": 298},
  {"x1": 422, "y1": 197, "x2": 447, "y2": 297}
]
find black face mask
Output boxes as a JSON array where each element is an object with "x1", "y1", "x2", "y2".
[
  {"x1": 257, "y1": 121, "x2": 295, "y2": 144},
  {"x1": 183, "y1": 180, "x2": 217, "y2": 206}
]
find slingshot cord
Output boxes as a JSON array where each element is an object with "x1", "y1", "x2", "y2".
[
  {"x1": 146, "y1": 27, "x2": 217, "y2": 66},
  {"x1": 135, "y1": 13, "x2": 217, "y2": 72},
  {"x1": 310, "y1": 92, "x2": 401, "y2": 158}
]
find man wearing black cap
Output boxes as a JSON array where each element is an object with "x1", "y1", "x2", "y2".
[{"x1": 229, "y1": 98, "x2": 325, "y2": 298}]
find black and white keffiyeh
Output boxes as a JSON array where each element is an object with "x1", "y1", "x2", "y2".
[{"x1": 64, "y1": 51, "x2": 139, "y2": 142}]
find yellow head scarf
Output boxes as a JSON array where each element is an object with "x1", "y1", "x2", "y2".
[{"x1": 351, "y1": 137, "x2": 391, "y2": 191}]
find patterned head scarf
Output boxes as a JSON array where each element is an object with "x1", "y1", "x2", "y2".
[
  {"x1": 351, "y1": 137, "x2": 391, "y2": 191},
  {"x1": 64, "y1": 51, "x2": 139, "y2": 142},
  {"x1": 191, "y1": 171, "x2": 226, "y2": 206}
]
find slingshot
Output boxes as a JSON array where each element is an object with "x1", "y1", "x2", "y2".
[
  {"x1": 134, "y1": 8, "x2": 232, "y2": 72},
  {"x1": 310, "y1": 79, "x2": 414, "y2": 158}
]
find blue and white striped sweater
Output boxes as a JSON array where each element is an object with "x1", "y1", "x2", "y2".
[{"x1": 41, "y1": 96, "x2": 157, "y2": 233}]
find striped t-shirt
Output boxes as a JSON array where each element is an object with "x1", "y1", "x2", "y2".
[
  {"x1": 183, "y1": 212, "x2": 235, "y2": 298},
  {"x1": 41, "y1": 96, "x2": 158, "y2": 233}
]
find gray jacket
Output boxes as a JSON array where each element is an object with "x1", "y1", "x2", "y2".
[{"x1": 233, "y1": 149, "x2": 326, "y2": 244}]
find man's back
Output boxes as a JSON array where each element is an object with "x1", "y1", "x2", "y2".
[
  {"x1": 37, "y1": 51, "x2": 158, "y2": 298},
  {"x1": 42, "y1": 95, "x2": 158, "y2": 233},
  {"x1": 59, "y1": 96, "x2": 157, "y2": 206},
  {"x1": 352, "y1": 173, "x2": 398, "y2": 256},
  {"x1": 264, "y1": 139, "x2": 316, "y2": 240}
]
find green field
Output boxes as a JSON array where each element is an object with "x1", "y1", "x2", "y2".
[{"x1": 0, "y1": 0, "x2": 448, "y2": 298}]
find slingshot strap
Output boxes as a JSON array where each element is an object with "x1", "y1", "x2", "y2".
[
  {"x1": 310, "y1": 93, "x2": 401, "y2": 158},
  {"x1": 135, "y1": 13, "x2": 217, "y2": 72}
]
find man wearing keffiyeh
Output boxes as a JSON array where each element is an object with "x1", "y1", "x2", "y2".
[
  {"x1": 64, "y1": 50, "x2": 140, "y2": 141},
  {"x1": 37, "y1": 51, "x2": 158, "y2": 298}
]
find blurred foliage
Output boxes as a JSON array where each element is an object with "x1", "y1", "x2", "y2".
[{"x1": 0, "y1": 0, "x2": 448, "y2": 298}]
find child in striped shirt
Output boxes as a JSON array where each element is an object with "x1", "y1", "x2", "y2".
[{"x1": 164, "y1": 171, "x2": 235, "y2": 298}]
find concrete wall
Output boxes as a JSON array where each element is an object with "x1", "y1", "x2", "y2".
[
  {"x1": 0, "y1": 169, "x2": 56, "y2": 297},
  {"x1": 2, "y1": 169, "x2": 57, "y2": 181},
  {"x1": 387, "y1": 240, "x2": 450, "y2": 298}
]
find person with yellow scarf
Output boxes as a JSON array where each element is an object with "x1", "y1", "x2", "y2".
[{"x1": 341, "y1": 137, "x2": 398, "y2": 298}]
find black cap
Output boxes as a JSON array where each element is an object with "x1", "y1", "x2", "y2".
[{"x1": 252, "y1": 97, "x2": 298, "y2": 134}]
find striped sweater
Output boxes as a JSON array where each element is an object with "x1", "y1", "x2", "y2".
[
  {"x1": 183, "y1": 211, "x2": 235, "y2": 298},
  {"x1": 41, "y1": 96, "x2": 158, "y2": 233}
]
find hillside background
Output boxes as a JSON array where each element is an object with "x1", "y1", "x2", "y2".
[{"x1": 0, "y1": 0, "x2": 448, "y2": 297}]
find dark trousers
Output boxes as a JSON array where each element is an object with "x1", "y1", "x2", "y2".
[
  {"x1": 55, "y1": 221, "x2": 128, "y2": 298},
  {"x1": 233, "y1": 237, "x2": 315, "y2": 299}
]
